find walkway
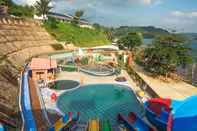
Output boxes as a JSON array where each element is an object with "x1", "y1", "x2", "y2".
[
  {"x1": 56, "y1": 70, "x2": 141, "y2": 93},
  {"x1": 133, "y1": 65, "x2": 197, "y2": 100},
  {"x1": 29, "y1": 78, "x2": 48, "y2": 131}
]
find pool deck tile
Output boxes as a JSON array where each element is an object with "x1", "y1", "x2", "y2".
[{"x1": 55, "y1": 70, "x2": 142, "y2": 92}]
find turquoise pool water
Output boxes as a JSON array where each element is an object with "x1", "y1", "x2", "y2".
[{"x1": 56, "y1": 84, "x2": 144, "y2": 125}]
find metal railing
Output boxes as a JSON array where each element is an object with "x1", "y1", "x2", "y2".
[
  {"x1": 127, "y1": 67, "x2": 159, "y2": 98},
  {"x1": 36, "y1": 82, "x2": 52, "y2": 126}
]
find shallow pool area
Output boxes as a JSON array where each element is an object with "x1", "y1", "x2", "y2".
[
  {"x1": 80, "y1": 65, "x2": 115, "y2": 76},
  {"x1": 49, "y1": 80, "x2": 80, "y2": 90},
  {"x1": 56, "y1": 84, "x2": 144, "y2": 125}
]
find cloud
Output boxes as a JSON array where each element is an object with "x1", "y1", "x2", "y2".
[
  {"x1": 13, "y1": 0, "x2": 38, "y2": 5},
  {"x1": 153, "y1": 0, "x2": 163, "y2": 5},
  {"x1": 162, "y1": 11, "x2": 197, "y2": 32},
  {"x1": 172, "y1": 11, "x2": 197, "y2": 18},
  {"x1": 141, "y1": 0, "x2": 164, "y2": 5},
  {"x1": 142, "y1": 0, "x2": 152, "y2": 5},
  {"x1": 14, "y1": 0, "x2": 164, "y2": 6}
]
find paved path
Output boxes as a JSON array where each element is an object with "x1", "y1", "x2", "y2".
[
  {"x1": 134, "y1": 65, "x2": 197, "y2": 100},
  {"x1": 29, "y1": 78, "x2": 48, "y2": 131},
  {"x1": 56, "y1": 70, "x2": 142, "y2": 93}
]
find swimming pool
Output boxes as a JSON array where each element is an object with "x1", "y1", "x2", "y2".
[
  {"x1": 80, "y1": 65, "x2": 115, "y2": 76},
  {"x1": 48, "y1": 80, "x2": 80, "y2": 90},
  {"x1": 56, "y1": 84, "x2": 144, "y2": 125}
]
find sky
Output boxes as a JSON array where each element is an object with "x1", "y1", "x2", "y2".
[{"x1": 13, "y1": 0, "x2": 197, "y2": 33}]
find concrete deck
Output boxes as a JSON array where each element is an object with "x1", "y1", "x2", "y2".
[
  {"x1": 133, "y1": 65, "x2": 197, "y2": 100},
  {"x1": 56, "y1": 70, "x2": 142, "y2": 92}
]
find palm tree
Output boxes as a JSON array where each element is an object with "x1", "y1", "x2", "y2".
[
  {"x1": 75, "y1": 10, "x2": 84, "y2": 18},
  {"x1": 72, "y1": 10, "x2": 84, "y2": 25},
  {"x1": 34, "y1": 0, "x2": 52, "y2": 20},
  {"x1": 0, "y1": 0, "x2": 12, "y2": 6}
]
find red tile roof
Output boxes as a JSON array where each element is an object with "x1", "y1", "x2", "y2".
[{"x1": 30, "y1": 58, "x2": 57, "y2": 70}]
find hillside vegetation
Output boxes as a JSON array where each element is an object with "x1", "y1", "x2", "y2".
[
  {"x1": 0, "y1": 0, "x2": 34, "y2": 18},
  {"x1": 111, "y1": 26, "x2": 169, "y2": 39},
  {"x1": 43, "y1": 19, "x2": 109, "y2": 47}
]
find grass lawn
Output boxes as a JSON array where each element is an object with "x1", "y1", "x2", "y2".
[{"x1": 44, "y1": 21, "x2": 110, "y2": 47}]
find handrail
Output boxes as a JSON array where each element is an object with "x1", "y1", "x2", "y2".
[
  {"x1": 18, "y1": 71, "x2": 24, "y2": 131},
  {"x1": 127, "y1": 66, "x2": 159, "y2": 98},
  {"x1": 79, "y1": 67, "x2": 115, "y2": 76},
  {"x1": 36, "y1": 83, "x2": 52, "y2": 126}
]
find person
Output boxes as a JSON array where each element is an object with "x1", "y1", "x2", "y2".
[
  {"x1": 51, "y1": 92, "x2": 57, "y2": 102},
  {"x1": 80, "y1": 77, "x2": 84, "y2": 85}
]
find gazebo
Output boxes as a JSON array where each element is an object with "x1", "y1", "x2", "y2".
[{"x1": 29, "y1": 58, "x2": 57, "y2": 82}]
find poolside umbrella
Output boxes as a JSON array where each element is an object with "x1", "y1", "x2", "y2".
[{"x1": 78, "y1": 48, "x2": 84, "y2": 56}]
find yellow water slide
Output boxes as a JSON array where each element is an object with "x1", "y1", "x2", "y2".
[
  {"x1": 49, "y1": 112, "x2": 79, "y2": 131},
  {"x1": 88, "y1": 119, "x2": 100, "y2": 131}
]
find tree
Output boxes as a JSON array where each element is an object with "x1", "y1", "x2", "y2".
[
  {"x1": 34, "y1": 0, "x2": 52, "y2": 20},
  {"x1": 46, "y1": 17, "x2": 59, "y2": 29},
  {"x1": 104, "y1": 27, "x2": 114, "y2": 42},
  {"x1": 141, "y1": 34, "x2": 193, "y2": 76},
  {"x1": 0, "y1": 0, "x2": 34, "y2": 17},
  {"x1": 0, "y1": 0, "x2": 12, "y2": 6},
  {"x1": 10, "y1": 5, "x2": 34, "y2": 17},
  {"x1": 72, "y1": 10, "x2": 84, "y2": 25},
  {"x1": 117, "y1": 32, "x2": 142, "y2": 51},
  {"x1": 93, "y1": 23, "x2": 101, "y2": 30},
  {"x1": 75, "y1": 10, "x2": 84, "y2": 18}
]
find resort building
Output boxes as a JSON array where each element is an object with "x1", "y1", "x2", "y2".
[
  {"x1": 47, "y1": 12, "x2": 92, "y2": 28},
  {"x1": 29, "y1": 58, "x2": 57, "y2": 82}
]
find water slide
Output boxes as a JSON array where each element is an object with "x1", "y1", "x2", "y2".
[
  {"x1": 168, "y1": 95, "x2": 197, "y2": 131},
  {"x1": 102, "y1": 120, "x2": 112, "y2": 131},
  {"x1": 0, "y1": 123, "x2": 5, "y2": 131},
  {"x1": 88, "y1": 119, "x2": 100, "y2": 131},
  {"x1": 117, "y1": 112, "x2": 154, "y2": 131},
  {"x1": 49, "y1": 112, "x2": 79, "y2": 131},
  {"x1": 20, "y1": 70, "x2": 37, "y2": 131},
  {"x1": 145, "y1": 96, "x2": 197, "y2": 131},
  {"x1": 144, "y1": 98, "x2": 171, "y2": 131},
  {"x1": 21, "y1": 69, "x2": 79, "y2": 131}
]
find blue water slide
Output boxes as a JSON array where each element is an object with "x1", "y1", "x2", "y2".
[
  {"x1": 0, "y1": 123, "x2": 5, "y2": 131},
  {"x1": 171, "y1": 95, "x2": 197, "y2": 131},
  {"x1": 144, "y1": 101, "x2": 167, "y2": 131},
  {"x1": 117, "y1": 113, "x2": 152, "y2": 131},
  {"x1": 117, "y1": 114, "x2": 135, "y2": 130},
  {"x1": 21, "y1": 71, "x2": 37, "y2": 131}
]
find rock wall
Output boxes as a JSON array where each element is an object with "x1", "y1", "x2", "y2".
[{"x1": 0, "y1": 17, "x2": 58, "y2": 129}]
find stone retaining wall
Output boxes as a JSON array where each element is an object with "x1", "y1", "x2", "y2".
[{"x1": 0, "y1": 17, "x2": 59, "y2": 129}]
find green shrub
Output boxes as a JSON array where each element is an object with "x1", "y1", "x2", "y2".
[
  {"x1": 62, "y1": 66, "x2": 77, "y2": 72},
  {"x1": 115, "y1": 66, "x2": 121, "y2": 75},
  {"x1": 51, "y1": 44, "x2": 64, "y2": 50},
  {"x1": 81, "y1": 57, "x2": 89, "y2": 65}
]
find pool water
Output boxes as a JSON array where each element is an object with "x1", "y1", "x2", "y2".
[
  {"x1": 56, "y1": 84, "x2": 144, "y2": 125},
  {"x1": 80, "y1": 65, "x2": 115, "y2": 76},
  {"x1": 49, "y1": 80, "x2": 80, "y2": 90}
]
